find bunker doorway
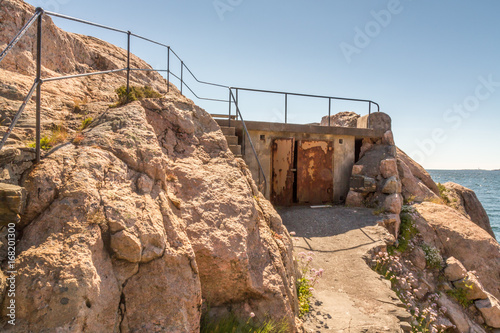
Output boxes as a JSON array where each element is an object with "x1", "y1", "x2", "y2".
[{"x1": 271, "y1": 138, "x2": 334, "y2": 206}]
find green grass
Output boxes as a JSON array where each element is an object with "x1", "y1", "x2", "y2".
[
  {"x1": 28, "y1": 124, "x2": 68, "y2": 151},
  {"x1": 436, "y1": 183, "x2": 450, "y2": 204},
  {"x1": 81, "y1": 117, "x2": 93, "y2": 130},
  {"x1": 111, "y1": 85, "x2": 162, "y2": 107},
  {"x1": 446, "y1": 286, "x2": 473, "y2": 308},
  {"x1": 200, "y1": 313, "x2": 289, "y2": 333},
  {"x1": 297, "y1": 277, "x2": 313, "y2": 317},
  {"x1": 389, "y1": 212, "x2": 419, "y2": 254}
]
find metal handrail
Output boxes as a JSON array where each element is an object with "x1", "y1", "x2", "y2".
[
  {"x1": 229, "y1": 86, "x2": 380, "y2": 125},
  {"x1": 0, "y1": 6, "x2": 381, "y2": 197},
  {"x1": 0, "y1": 80, "x2": 39, "y2": 150},
  {"x1": 229, "y1": 90, "x2": 267, "y2": 196}
]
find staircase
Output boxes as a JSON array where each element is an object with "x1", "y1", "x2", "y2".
[{"x1": 220, "y1": 126, "x2": 241, "y2": 157}]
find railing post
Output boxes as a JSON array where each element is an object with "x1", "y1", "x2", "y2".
[
  {"x1": 180, "y1": 61, "x2": 184, "y2": 95},
  {"x1": 328, "y1": 98, "x2": 331, "y2": 127},
  {"x1": 126, "y1": 31, "x2": 131, "y2": 102},
  {"x1": 235, "y1": 88, "x2": 239, "y2": 120},
  {"x1": 35, "y1": 9, "x2": 43, "y2": 163},
  {"x1": 167, "y1": 46, "x2": 170, "y2": 93},
  {"x1": 228, "y1": 88, "x2": 232, "y2": 128},
  {"x1": 368, "y1": 102, "x2": 371, "y2": 129},
  {"x1": 284, "y1": 93, "x2": 288, "y2": 124}
]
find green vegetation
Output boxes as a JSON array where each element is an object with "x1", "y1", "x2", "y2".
[
  {"x1": 297, "y1": 276, "x2": 313, "y2": 316},
  {"x1": 111, "y1": 85, "x2": 162, "y2": 107},
  {"x1": 420, "y1": 243, "x2": 444, "y2": 270},
  {"x1": 200, "y1": 313, "x2": 288, "y2": 333},
  {"x1": 28, "y1": 124, "x2": 68, "y2": 151},
  {"x1": 295, "y1": 251, "x2": 323, "y2": 317},
  {"x1": 81, "y1": 117, "x2": 93, "y2": 130},
  {"x1": 389, "y1": 207, "x2": 419, "y2": 254},
  {"x1": 446, "y1": 280, "x2": 474, "y2": 308},
  {"x1": 372, "y1": 206, "x2": 386, "y2": 216},
  {"x1": 436, "y1": 183, "x2": 450, "y2": 204}
]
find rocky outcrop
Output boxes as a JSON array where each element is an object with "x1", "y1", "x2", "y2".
[
  {"x1": 1, "y1": 95, "x2": 299, "y2": 331},
  {"x1": 320, "y1": 111, "x2": 359, "y2": 127},
  {"x1": 414, "y1": 202, "x2": 500, "y2": 302},
  {"x1": 441, "y1": 182, "x2": 496, "y2": 238},
  {"x1": 0, "y1": 183, "x2": 26, "y2": 226},
  {"x1": 0, "y1": 0, "x2": 178, "y2": 147},
  {"x1": 0, "y1": 1, "x2": 299, "y2": 331}
]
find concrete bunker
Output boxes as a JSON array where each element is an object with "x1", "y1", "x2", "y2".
[{"x1": 216, "y1": 113, "x2": 388, "y2": 206}]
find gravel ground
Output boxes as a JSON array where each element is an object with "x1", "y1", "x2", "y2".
[{"x1": 278, "y1": 206, "x2": 411, "y2": 333}]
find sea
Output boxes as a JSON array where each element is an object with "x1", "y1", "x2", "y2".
[{"x1": 427, "y1": 170, "x2": 500, "y2": 241}]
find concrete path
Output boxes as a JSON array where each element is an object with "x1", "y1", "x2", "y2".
[{"x1": 278, "y1": 206, "x2": 411, "y2": 333}]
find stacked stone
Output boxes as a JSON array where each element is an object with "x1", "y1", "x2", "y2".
[{"x1": 345, "y1": 112, "x2": 404, "y2": 237}]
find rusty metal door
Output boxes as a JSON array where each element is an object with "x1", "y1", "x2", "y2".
[
  {"x1": 271, "y1": 138, "x2": 295, "y2": 206},
  {"x1": 296, "y1": 140, "x2": 334, "y2": 204}
]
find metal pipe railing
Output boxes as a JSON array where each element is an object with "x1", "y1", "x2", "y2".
[
  {"x1": 229, "y1": 89, "x2": 267, "y2": 196},
  {"x1": 0, "y1": 6, "x2": 380, "y2": 198}
]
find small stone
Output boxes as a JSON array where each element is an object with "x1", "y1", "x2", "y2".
[
  {"x1": 380, "y1": 159, "x2": 398, "y2": 179},
  {"x1": 346, "y1": 190, "x2": 364, "y2": 207},
  {"x1": 110, "y1": 230, "x2": 142, "y2": 263},
  {"x1": 453, "y1": 272, "x2": 488, "y2": 301},
  {"x1": 352, "y1": 164, "x2": 364, "y2": 175},
  {"x1": 444, "y1": 257, "x2": 467, "y2": 281},
  {"x1": 409, "y1": 246, "x2": 426, "y2": 270},
  {"x1": 136, "y1": 174, "x2": 154, "y2": 194},
  {"x1": 475, "y1": 293, "x2": 500, "y2": 328},
  {"x1": 383, "y1": 193, "x2": 402, "y2": 214},
  {"x1": 381, "y1": 176, "x2": 401, "y2": 194},
  {"x1": 382, "y1": 130, "x2": 395, "y2": 146}
]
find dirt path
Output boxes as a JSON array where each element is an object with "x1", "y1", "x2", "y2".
[{"x1": 278, "y1": 206, "x2": 411, "y2": 333}]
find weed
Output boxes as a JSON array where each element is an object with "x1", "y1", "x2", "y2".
[
  {"x1": 390, "y1": 210, "x2": 419, "y2": 253},
  {"x1": 200, "y1": 312, "x2": 288, "y2": 333},
  {"x1": 436, "y1": 183, "x2": 450, "y2": 204},
  {"x1": 28, "y1": 136, "x2": 52, "y2": 151},
  {"x1": 81, "y1": 117, "x2": 93, "y2": 130},
  {"x1": 372, "y1": 252, "x2": 449, "y2": 332},
  {"x1": 420, "y1": 243, "x2": 444, "y2": 270},
  {"x1": 111, "y1": 85, "x2": 162, "y2": 107},
  {"x1": 446, "y1": 279, "x2": 474, "y2": 308},
  {"x1": 372, "y1": 207, "x2": 386, "y2": 216},
  {"x1": 28, "y1": 124, "x2": 68, "y2": 151},
  {"x1": 295, "y1": 251, "x2": 323, "y2": 317},
  {"x1": 73, "y1": 134, "x2": 85, "y2": 145},
  {"x1": 404, "y1": 194, "x2": 416, "y2": 205}
]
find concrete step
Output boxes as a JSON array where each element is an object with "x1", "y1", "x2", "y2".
[
  {"x1": 225, "y1": 135, "x2": 238, "y2": 146},
  {"x1": 229, "y1": 145, "x2": 241, "y2": 156},
  {"x1": 220, "y1": 126, "x2": 235, "y2": 136}
]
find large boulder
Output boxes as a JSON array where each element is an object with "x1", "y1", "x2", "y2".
[
  {"x1": 1, "y1": 96, "x2": 299, "y2": 331},
  {"x1": 320, "y1": 111, "x2": 359, "y2": 127},
  {"x1": 396, "y1": 148, "x2": 439, "y2": 195},
  {"x1": 441, "y1": 182, "x2": 496, "y2": 238},
  {"x1": 413, "y1": 202, "x2": 500, "y2": 301}
]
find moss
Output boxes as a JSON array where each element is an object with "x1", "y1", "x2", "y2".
[{"x1": 111, "y1": 85, "x2": 162, "y2": 107}]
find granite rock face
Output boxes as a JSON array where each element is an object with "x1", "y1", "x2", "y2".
[
  {"x1": 1, "y1": 97, "x2": 299, "y2": 332},
  {"x1": 0, "y1": 1, "x2": 299, "y2": 330},
  {"x1": 441, "y1": 182, "x2": 496, "y2": 238}
]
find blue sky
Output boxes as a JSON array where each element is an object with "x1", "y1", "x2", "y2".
[{"x1": 24, "y1": 0, "x2": 500, "y2": 170}]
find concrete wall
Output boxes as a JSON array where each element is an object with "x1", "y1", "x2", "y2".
[
  {"x1": 215, "y1": 119, "x2": 384, "y2": 205},
  {"x1": 243, "y1": 130, "x2": 354, "y2": 203}
]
